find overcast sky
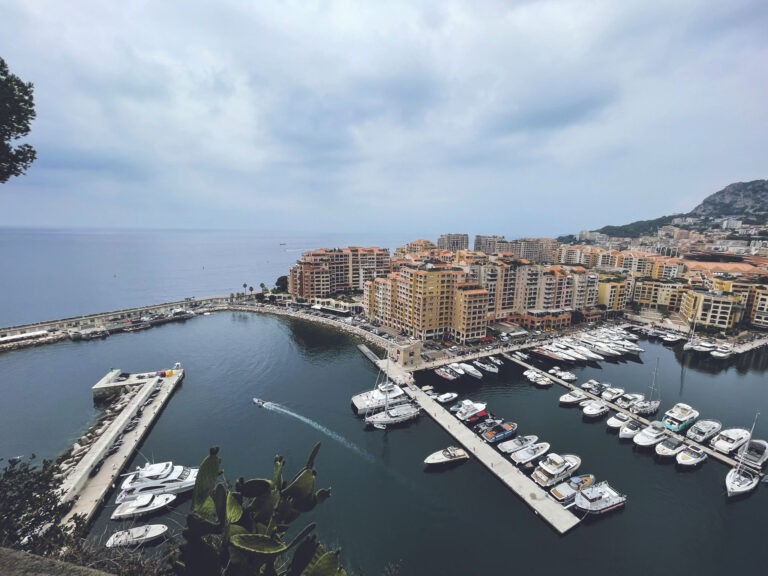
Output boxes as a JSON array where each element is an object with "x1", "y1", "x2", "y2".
[{"x1": 1, "y1": 1, "x2": 766, "y2": 237}]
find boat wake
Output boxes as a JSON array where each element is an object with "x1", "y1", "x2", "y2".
[{"x1": 255, "y1": 399, "x2": 375, "y2": 464}]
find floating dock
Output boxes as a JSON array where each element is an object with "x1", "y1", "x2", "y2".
[{"x1": 59, "y1": 365, "x2": 184, "y2": 525}]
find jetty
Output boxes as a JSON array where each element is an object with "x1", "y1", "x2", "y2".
[{"x1": 59, "y1": 365, "x2": 184, "y2": 525}]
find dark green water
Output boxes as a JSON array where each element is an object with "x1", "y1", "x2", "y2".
[{"x1": 1, "y1": 312, "x2": 767, "y2": 575}]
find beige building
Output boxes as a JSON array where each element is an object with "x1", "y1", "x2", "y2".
[
  {"x1": 598, "y1": 278, "x2": 628, "y2": 311},
  {"x1": 750, "y1": 287, "x2": 768, "y2": 329},
  {"x1": 632, "y1": 279, "x2": 686, "y2": 311},
  {"x1": 680, "y1": 290, "x2": 743, "y2": 330},
  {"x1": 437, "y1": 233, "x2": 469, "y2": 252}
]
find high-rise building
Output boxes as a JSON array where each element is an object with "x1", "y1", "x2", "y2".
[
  {"x1": 473, "y1": 235, "x2": 506, "y2": 254},
  {"x1": 502, "y1": 238, "x2": 559, "y2": 263},
  {"x1": 437, "y1": 233, "x2": 469, "y2": 252},
  {"x1": 288, "y1": 247, "x2": 390, "y2": 300}
]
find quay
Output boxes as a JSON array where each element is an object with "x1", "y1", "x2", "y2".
[{"x1": 59, "y1": 365, "x2": 184, "y2": 525}]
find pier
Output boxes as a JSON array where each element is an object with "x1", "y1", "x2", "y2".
[{"x1": 59, "y1": 365, "x2": 184, "y2": 525}]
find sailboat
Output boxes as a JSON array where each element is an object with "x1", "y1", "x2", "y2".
[
  {"x1": 631, "y1": 359, "x2": 661, "y2": 416},
  {"x1": 364, "y1": 344, "x2": 420, "y2": 430},
  {"x1": 682, "y1": 317, "x2": 698, "y2": 351},
  {"x1": 725, "y1": 412, "x2": 761, "y2": 498}
]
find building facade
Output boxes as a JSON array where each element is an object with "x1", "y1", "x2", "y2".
[{"x1": 436, "y1": 233, "x2": 469, "y2": 252}]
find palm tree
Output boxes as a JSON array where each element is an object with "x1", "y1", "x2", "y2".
[
  {"x1": 260, "y1": 282, "x2": 267, "y2": 293},
  {"x1": 242, "y1": 283, "x2": 247, "y2": 300},
  {"x1": 249, "y1": 286, "x2": 254, "y2": 299}
]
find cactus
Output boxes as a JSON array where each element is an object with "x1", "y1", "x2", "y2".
[{"x1": 175, "y1": 443, "x2": 345, "y2": 576}]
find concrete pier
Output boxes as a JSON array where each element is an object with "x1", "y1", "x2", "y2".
[{"x1": 60, "y1": 366, "x2": 184, "y2": 525}]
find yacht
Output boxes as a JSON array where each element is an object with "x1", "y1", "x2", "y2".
[
  {"x1": 606, "y1": 412, "x2": 631, "y2": 430},
  {"x1": 464, "y1": 410, "x2": 491, "y2": 425},
  {"x1": 498, "y1": 435, "x2": 538, "y2": 454},
  {"x1": 448, "y1": 363, "x2": 465, "y2": 375},
  {"x1": 350, "y1": 381, "x2": 407, "y2": 414},
  {"x1": 482, "y1": 422, "x2": 518, "y2": 443},
  {"x1": 726, "y1": 414, "x2": 762, "y2": 497},
  {"x1": 581, "y1": 380, "x2": 609, "y2": 396},
  {"x1": 686, "y1": 419, "x2": 722, "y2": 443},
  {"x1": 655, "y1": 437, "x2": 686, "y2": 458},
  {"x1": 582, "y1": 400, "x2": 609, "y2": 419},
  {"x1": 601, "y1": 387, "x2": 625, "y2": 402},
  {"x1": 448, "y1": 401, "x2": 463, "y2": 413},
  {"x1": 633, "y1": 421, "x2": 668, "y2": 447},
  {"x1": 473, "y1": 417, "x2": 503, "y2": 434},
  {"x1": 473, "y1": 360, "x2": 498, "y2": 374},
  {"x1": 436, "y1": 392, "x2": 458, "y2": 404},
  {"x1": 736, "y1": 439, "x2": 768, "y2": 469},
  {"x1": 549, "y1": 474, "x2": 595, "y2": 503},
  {"x1": 619, "y1": 420, "x2": 644, "y2": 440},
  {"x1": 559, "y1": 389, "x2": 587, "y2": 405},
  {"x1": 111, "y1": 493, "x2": 176, "y2": 520},
  {"x1": 459, "y1": 363, "x2": 483, "y2": 379},
  {"x1": 534, "y1": 375, "x2": 553, "y2": 388},
  {"x1": 106, "y1": 524, "x2": 168, "y2": 548},
  {"x1": 614, "y1": 393, "x2": 644, "y2": 409},
  {"x1": 710, "y1": 428, "x2": 750, "y2": 454},
  {"x1": 434, "y1": 367, "x2": 457, "y2": 381},
  {"x1": 711, "y1": 344, "x2": 734, "y2": 359},
  {"x1": 365, "y1": 402, "x2": 420, "y2": 429},
  {"x1": 662, "y1": 333, "x2": 684, "y2": 344},
  {"x1": 510, "y1": 442, "x2": 550, "y2": 465},
  {"x1": 455, "y1": 400, "x2": 487, "y2": 421},
  {"x1": 119, "y1": 462, "x2": 198, "y2": 502},
  {"x1": 488, "y1": 356, "x2": 504, "y2": 367},
  {"x1": 662, "y1": 403, "x2": 699, "y2": 432},
  {"x1": 531, "y1": 454, "x2": 582, "y2": 488},
  {"x1": 693, "y1": 340, "x2": 716, "y2": 353},
  {"x1": 682, "y1": 339, "x2": 699, "y2": 352},
  {"x1": 676, "y1": 445, "x2": 707, "y2": 467},
  {"x1": 573, "y1": 481, "x2": 627, "y2": 514},
  {"x1": 424, "y1": 446, "x2": 469, "y2": 467}
]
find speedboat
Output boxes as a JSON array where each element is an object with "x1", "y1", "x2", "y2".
[
  {"x1": 534, "y1": 375, "x2": 553, "y2": 388},
  {"x1": 473, "y1": 417, "x2": 503, "y2": 434},
  {"x1": 455, "y1": 400, "x2": 487, "y2": 421},
  {"x1": 676, "y1": 445, "x2": 707, "y2": 467},
  {"x1": 619, "y1": 420, "x2": 644, "y2": 440},
  {"x1": 662, "y1": 333, "x2": 684, "y2": 344},
  {"x1": 434, "y1": 367, "x2": 457, "y2": 381},
  {"x1": 498, "y1": 435, "x2": 538, "y2": 454},
  {"x1": 488, "y1": 356, "x2": 504, "y2": 367},
  {"x1": 473, "y1": 360, "x2": 498, "y2": 374},
  {"x1": 436, "y1": 392, "x2": 459, "y2": 404},
  {"x1": 686, "y1": 419, "x2": 722, "y2": 443},
  {"x1": 119, "y1": 462, "x2": 198, "y2": 502},
  {"x1": 655, "y1": 437, "x2": 686, "y2": 458},
  {"x1": 253, "y1": 398, "x2": 265, "y2": 407},
  {"x1": 615, "y1": 393, "x2": 644, "y2": 410},
  {"x1": 448, "y1": 363, "x2": 465, "y2": 375},
  {"x1": 573, "y1": 481, "x2": 627, "y2": 514},
  {"x1": 710, "y1": 428, "x2": 750, "y2": 454},
  {"x1": 736, "y1": 439, "x2": 768, "y2": 469},
  {"x1": 424, "y1": 446, "x2": 469, "y2": 467},
  {"x1": 559, "y1": 389, "x2": 587, "y2": 405},
  {"x1": 711, "y1": 344, "x2": 734, "y2": 359},
  {"x1": 662, "y1": 403, "x2": 699, "y2": 432},
  {"x1": 111, "y1": 493, "x2": 176, "y2": 520},
  {"x1": 106, "y1": 524, "x2": 168, "y2": 548},
  {"x1": 633, "y1": 421, "x2": 668, "y2": 447},
  {"x1": 482, "y1": 422, "x2": 518, "y2": 443},
  {"x1": 606, "y1": 412, "x2": 631, "y2": 430},
  {"x1": 693, "y1": 340, "x2": 716, "y2": 353},
  {"x1": 580, "y1": 379, "x2": 607, "y2": 395},
  {"x1": 459, "y1": 363, "x2": 483, "y2": 379},
  {"x1": 549, "y1": 474, "x2": 595, "y2": 503},
  {"x1": 448, "y1": 401, "x2": 463, "y2": 413},
  {"x1": 601, "y1": 387, "x2": 625, "y2": 402},
  {"x1": 465, "y1": 410, "x2": 491, "y2": 425},
  {"x1": 510, "y1": 442, "x2": 550, "y2": 465},
  {"x1": 532, "y1": 454, "x2": 581, "y2": 487},
  {"x1": 725, "y1": 466, "x2": 759, "y2": 498},
  {"x1": 582, "y1": 400, "x2": 609, "y2": 419}
]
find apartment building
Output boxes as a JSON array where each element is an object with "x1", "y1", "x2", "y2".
[
  {"x1": 501, "y1": 238, "x2": 559, "y2": 263},
  {"x1": 680, "y1": 290, "x2": 743, "y2": 330},
  {"x1": 473, "y1": 235, "x2": 506, "y2": 254},
  {"x1": 631, "y1": 279, "x2": 687, "y2": 311},
  {"x1": 598, "y1": 278, "x2": 629, "y2": 311},
  {"x1": 437, "y1": 233, "x2": 469, "y2": 252},
  {"x1": 750, "y1": 287, "x2": 768, "y2": 329}
]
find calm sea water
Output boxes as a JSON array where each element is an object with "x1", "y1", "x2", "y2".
[{"x1": 1, "y1": 230, "x2": 767, "y2": 575}]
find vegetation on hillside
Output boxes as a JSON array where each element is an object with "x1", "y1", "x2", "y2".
[
  {"x1": 0, "y1": 56, "x2": 37, "y2": 184},
  {"x1": 594, "y1": 214, "x2": 683, "y2": 239}
]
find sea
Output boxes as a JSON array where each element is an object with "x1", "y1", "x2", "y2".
[{"x1": 1, "y1": 228, "x2": 766, "y2": 576}]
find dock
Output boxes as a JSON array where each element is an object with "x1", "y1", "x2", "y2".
[
  {"x1": 59, "y1": 365, "x2": 185, "y2": 525},
  {"x1": 402, "y1": 385, "x2": 581, "y2": 534}
]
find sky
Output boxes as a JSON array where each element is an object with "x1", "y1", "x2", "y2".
[{"x1": 1, "y1": 0, "x2": 766, "y2": 238}]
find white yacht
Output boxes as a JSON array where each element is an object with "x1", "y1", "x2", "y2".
[
  {"x1": 436, "y1": 392, "x2": 458, "y2": 404},
  {"x1": 559, "y1": 389, "x2": 587, "y2": 405},
  {"x1": 350, "y1": 381, "x2": 407, "y2": 414},
  {"x1": 365, "y1": 402, "x2": 420, "y2": 428},
  {"x1": 582, "y1": 400, "x2": 609, "y2": 419},
  {"x1": 633, "y1": 421, "x2": 668, "y2": 447},
  {"x1": 662, "y1": 403, "x2": 699, "y2": 433},
  {"x1": 726, "y1": 414, "x2": 761, "y2": 497},
  {"x1": 606, "y1": 412, "x2": 631, "y2": 430},
  {"x1": 573, "y1": 481, "x2": 626, "y2": 514},
  {"x1": 448, "y1": 363, "x2": 465, "y2": 375},
  {"x1": 488, "y1": 356, "x2": 504, "y2": 367},
  {"x1": 473, "y1": 360, "x2": 498, "y2": 374},
  {"x1": 549, "y1": 474, "x2": 595, "y2": 503},
  {"x1": 655, "y1": 437, "x2": 686, "y2": 458},
  {"x1": 619, "y1": 419, "x2": 644, "y2": 440},
  {"x1": 118, "y1": 462, "x2": 198, "y2": 502},
  {"x1": 736, "y1": 439, "x2": 768, "y2": 469},
  {"x1": 693, "y1": 340, "x2": 716, "y2": 353},
  {"x1": 676, "y1": 445, "x2": 707, "y2": 467},
  {"x1": 459, "y1": 363, "x2": 483, "y2": 379},
  {"x1": 106, "y1": 524, "x2": 168, "y2": 548},
  {"x1": 531, "y1": 454, "x2": 581, "y2": 488},
  {"x1": 497, "y1": 435, "x2": 538, "y2": 454},
  {"x1": 534, "y1": 375, "x2": 553, "y2": 388},
  {"x1": 424, "y1": 446, "x2": 469, "y2": 466},
  {"x1": 710, "y1": 428, "x2": 751, "y2": 454},
  {"x1": 614, "y1": 393, "x2": 644, "y2": 409},
  {"x1": 601, "y1": 387, "x2": 625, "y2": 402},
  {"x1": 111, "y1": 493, "x2": 176, "y2": 520},
  {"x1": 686, "y1": 419, "x2": 722, "y2": 443},
  {"x1": 455, "y1": 400, "x2": 487, "y2": 421},
  {"x1": 510, "y1": 442, "x2": 550, "y2": 465},
  {"x1": 581, "y1": 380, "x2": 609, "y2": 396},
  {"x1": 711, "y1": 344, "x2": 734, "y2": 359}
]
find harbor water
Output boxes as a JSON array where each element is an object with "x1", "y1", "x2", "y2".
[{"x1": 1, "y1": 311, "x2": 767, "y2": 575}]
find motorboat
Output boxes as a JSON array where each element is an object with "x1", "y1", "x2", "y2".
[
  {"x1": 662, "y1": 403, "x2": 699, "y2": 432},
  {"x1": 111, "y1": 493, "x2": 176, "y2": 520},
  {"x1": 119, "y1": 462, "x2": 198, "y2": 502},
  {"x1": 619, "y1": 420, "x2": 644, "y2": 440},
  {"x1": 676, "y1": 445, "x2": 707, "y2": 467},
  {"x1": 573, "y1": 481, "x2": 626, "y2": 514},
  {"x1": 510, "y1": 442, "x2": 550, "y2": 465},
  {"x1": 559, "y1": 389, "x2": 588, "y2": 405},
  {"x1": 581, "y1": 380, "x2": 609, "y2": 396},
  {"x1": 601, "y1": 387, "x2": 625, "y2": 402},
  {"x1": 465, "y1": 410, "x2": 491, "y2": 425},
  {"x1": 533, "y1": 375, "x2": 553, "y2": 388},
  {"x1": 473, "y1": 417, "x2": 503, "y2": 434},
  {"x1": 424, "y1": 446, "x2": 469, "y2": 467},
  {"x1": 549, "y1": 474, "x2": 595, "y2": 503},
  {"x1": 473, "y1": 360, "x2": 498, "y2": 374},
  {"x1": 725, "y1": 466, "x2": 759, "y2": 497},
  {"x1": 686, "y1": 419, "x2": 722, "y2": 443},
  {"x1": 582, "y1": 400, "x2": 609, "y2": 419},
  {"x1": 448, "y1": 363, "x2": 465, "y2": 375},
  {"x1": 662, "y1": 333, "x2": 684, "y2": 344},
  {"x1": 736, "y1": 439, "x2": 768, "y2": 469},
  {"x1": 710, "y1": 428, "x2": 750, "y2": 454},
  {"x1": 498, "y1": 435, "x2": 538, "y2": 454},
  {"x1": 693, "y1": 340, "x2": 716, "y2": 353},
  {"x1": 606, "y1": 412, "x2": 631, "y2": 430},
  {"x1": 253, "y1": 398, "x2": 265, "y2": 407},
  {"x1": 459, "y1": 363, "x2": 483, "y2": 379},
  {"x1": 556, "y1": 370, "x2": 577, "y2": 382},
  {"x1": 633, "y1": 421, "x2": 668, "y2": 447},
  {"x1": 365, "y1": 402, "x2": 421, "y2": 428},
  {"x1": 434, "y1": 367, "x2": 457, "y2": 381},
  {"x1": 436, "y1": 392, "x2": 459, "y2": 404},
  {"x1": 483, "y1": 422, "x2": 518, "y2": 443},
  {"x1": 532, "y1": 454, "x2": 581, "y2": 487},
  {"x1": 655, "y1": 437, "x2": 686, "y2": 458},
  {"x1": 106, "y1": 524, "x2": 168, "y2": 548},
  {"x1": 350, "y1": 381, "x2": 408, "y2": 414},
  {"x1": 488, "y1": 356, "x2": 504, "y2": 367},
  {"x1": 455, "y1": 400, "x2": 487, "y2": 421},
  {"x1": 711, "y1": 344, "x2": 734, "y2": 359},
  {"x1": 614, "y1": 393, "x2": 644, "y2": 410},
  {"x1": 448, "y1": 401, "x2": 463, "y2": 413}
]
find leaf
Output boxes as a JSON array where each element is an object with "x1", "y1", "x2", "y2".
[
  {"x1": 303, "y1": 551, "x2": 341, "y2": 576},
  {"x1": 197, "y1": 495, "x2": 215, "y2": 518},
  {"x1": 285, "y1": 523, "x2": 316, "y2": 551},
  {"x1": 186, "y1": 512, "x2": 221, "y2": 537},
  {"x1": 213, "y1": 483, "x2": 227, "y2": 526},
  {"x1": 230, "y1": 533, "x2": 288, "y2": 556},
  {"x1": 305, "y1": 442, "x2": 321, "y2": 469},
  {"x1": 240, "y1": 478, "x2": 273, "y2": 498},
  {"x1": 226, "y1": 491, "x2": 243, "y2": 524},
  {"x1": 192, "y1": 447, "x2": 221, "y2": 512},
  {"x1": 282, "y1": 469, "x2": 315, "y2": 502}
]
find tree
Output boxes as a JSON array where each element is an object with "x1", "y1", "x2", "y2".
[
  {"x1": 275, "y1": 275, "x2": 288, "y2": 293},
  {"x1": 248, "y1": 286, "x2": 254, "y2": 299},
  {"x1": 1, "y1": 57, "x2": 36, "y2": 184},
  {"x1": 260, "y1": 282, "x2": 267, "y2": 293},
  {"x1": 242, "y1": 283, "x2": 247, "y2": 295}
]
